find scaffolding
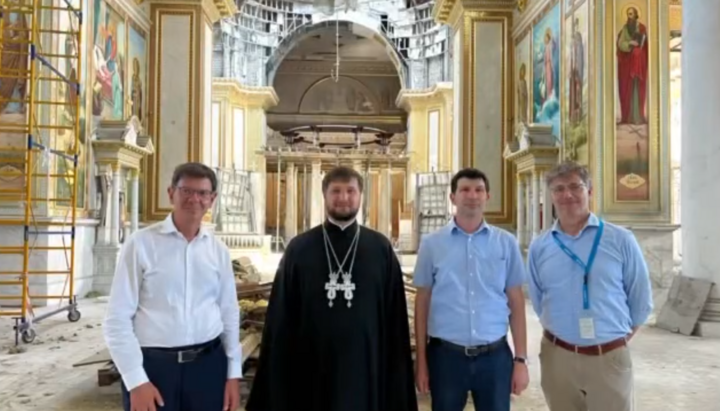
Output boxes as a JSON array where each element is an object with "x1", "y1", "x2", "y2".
[{"x1": 0, "y1": 0, "x2": 83, "y2": 344}]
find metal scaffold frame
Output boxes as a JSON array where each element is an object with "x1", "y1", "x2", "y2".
[{"x1": 0, "y1": 0, "x2": 83, "y2": 344}]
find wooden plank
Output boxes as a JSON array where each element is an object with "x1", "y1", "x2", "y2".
[
  {"x1": 241, "y1": 332, "x2": 262, "y2": 364},
  {"x1": 73, "y1": 348, "x2": 112, "y2": 367},
  {"x1": 656, "y1": 275, "x2": 714, "y2": 335}
]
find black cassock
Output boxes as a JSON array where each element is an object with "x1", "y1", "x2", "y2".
[{"x1": 246, "y1": 220, "x2": 418, "y2": 411}]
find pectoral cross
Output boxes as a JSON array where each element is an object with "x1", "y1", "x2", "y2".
[{"x1": 325, "y1": 271, "x2": 356, "y2": 308}]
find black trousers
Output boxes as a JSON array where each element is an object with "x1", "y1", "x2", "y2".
[{"x1": 122, "y1": 336, "x2": 228, "y2": 411}]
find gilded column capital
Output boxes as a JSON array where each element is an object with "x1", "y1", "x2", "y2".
[
  {"x1": 148, "y1": 0, "x2": 236, "y2": 23},
  {"x1": 212, "y1": 79, "x2": 280, "y2": 110}
]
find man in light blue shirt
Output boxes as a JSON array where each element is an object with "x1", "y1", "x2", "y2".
[
  {"x1": 413, "y1": 168, "x2": 529, "y2": 411},
  {"x1": 527, "y1": 161, "x2": 653, "y2": 411}
]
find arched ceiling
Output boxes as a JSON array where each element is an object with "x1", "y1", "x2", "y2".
[{"x1": 281, "y1": 24, "x2": 391, "y2": 64}]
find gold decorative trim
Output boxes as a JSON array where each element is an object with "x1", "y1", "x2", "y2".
[
  {"x1": 462, "y1": 10, "x2": 514, "y2": 225},
  {"x1": 145, "y1": 6, "x2": 197, "y2": 221},
  {"x1": 396, "y1": 82, "x2": 453, "y2": 110},
  {"x1": 433, "y1": 0, "x2": 514, "y2": 25},
  {"x1": 212, "y1": 80, "x2": 280, "y2": 110},
  {"x1": 601, "y1": 0, "x2": 667, "y2": 223}
]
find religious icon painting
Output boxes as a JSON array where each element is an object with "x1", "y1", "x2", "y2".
[
  {"x1": 532, "y1": 2, "x2": 561, "y2": 143},
  {"x1": 562, "y1": 0, "x2": 590, "y2": 166},
  {"x1": 614, "y1": 0, "x2": 650, "y2": 201}
]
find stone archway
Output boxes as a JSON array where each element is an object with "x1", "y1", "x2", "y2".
[{"x1": 265, "y1": 19, "x2": 408, "y2": 88}]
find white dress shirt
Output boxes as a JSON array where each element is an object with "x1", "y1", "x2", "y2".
[{"x1": 103, "y1": 214, "x2": 242, "y2": 391}]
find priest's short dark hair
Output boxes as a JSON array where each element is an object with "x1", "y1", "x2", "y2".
[
  {"x1": 451, "y1": 168, "x2": 490, "y2": 193},
  {"x1": 322, "y1": 166, "x2": 364, "y2": 193}
]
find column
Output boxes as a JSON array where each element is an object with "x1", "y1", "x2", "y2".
[
  {"x1": 110, "y1": 166, "x2": 122, "y2": 246},
  {"x1": 682, "y1": 1, "x2": 720, "y2": 336},
  {"x1": 378, "y1": 167, "x2": 392, "y2": 239},
  {"x1": 542, "y1": 170, "x2": 553, "y2": 231},
  {"x1": 352, "y1": 160, "x2": 365, "y2": 225},
  {"x1": 130, "y1": 169, "x2": 139, "y2": 233},
  {"x1": 310, "y1": 161, "x2": 323, "y2": 227},
  {"x1": 284, "y1": 162, "x2": 297, "y2": 242},
  {"x1": 516, "y1": 173, "x2": 526, "y2": 248},
  {"x1": 432, "y1": 1, "x2": 513, "y2": 225},
  {"x1": 524, "y1": 176, "x2": 532, "y2": 242},
  {"x1": 531, "y1": 170, "x2": 541, "y2": 238},
  {"x1": 144, "y1": 0, "x2": 237, "y2": 221}
]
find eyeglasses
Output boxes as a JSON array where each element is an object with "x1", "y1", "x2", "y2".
[
  {"x1": 174, "y1": 186, "x2": 215, "y2": 199},
  {"x1": 550, "y1": 183, "x2": 586, "y2": 194}
]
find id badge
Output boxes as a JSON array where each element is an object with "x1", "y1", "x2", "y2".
[{"x1": 579, "y1": 317, "x2": 596, "y2": 339}]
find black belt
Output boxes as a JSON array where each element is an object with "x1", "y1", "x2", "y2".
[
  {"x1": 429, "y1": 335, "x2": 507, "y2": 357},
  {"x1": 142, "y1": 336, "x2": 222, "y2": 364}
]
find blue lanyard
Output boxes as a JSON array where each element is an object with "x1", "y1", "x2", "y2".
[{"x1": 551, "y1": 219, "x2": 604, "y2": 310}]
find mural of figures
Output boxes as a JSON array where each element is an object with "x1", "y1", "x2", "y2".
[
  {"x1": 532, "y1": 3, "x2": 561, "y2": 141},
  {"x1": 615, "y1": 0, "x2": 649, "y2": 201},
  {"x1": 93, "y1": 0, "x2": 126, "y2": 121},
  {"x1": 563, "y1": 0, "x2": 589, "y2": 165},
  {"x1": 515, "y1": 34, "x2": 531, "y2": 134},
  {"x1": 0, "y1": 2, "x2": 29, "y2": 201},
  {"x1": 55, "y1": 0, "x2": 87, "y2": 208},
  {"x1": 128, "y1": 23, "x2": 147, "y2": 125}
]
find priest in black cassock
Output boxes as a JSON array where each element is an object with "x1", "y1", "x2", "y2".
[{"x1": 245, "y1": 166, "x2": 418, "y2": 411}]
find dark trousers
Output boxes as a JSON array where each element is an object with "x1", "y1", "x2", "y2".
[
  {"x1": 122, "y1": 336, "x2": 228, "y2": 411},
  {"x1": 427, "y1": 336, "x2": 513, "y2": 411}
]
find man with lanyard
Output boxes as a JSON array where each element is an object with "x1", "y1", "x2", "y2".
[
  {"x1": 104, "y1": 162, "x2": 242, "y2": 411},
  {"x1": 527, "y1": 161, "x2": 653, "y2": 411},
  {"x1": 413, "y1": 168, "x2": 529, "y2": 411}
]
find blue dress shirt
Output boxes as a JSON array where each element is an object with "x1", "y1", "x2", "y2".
[
  {"x1": 413, "y1": 219, "x2": 526, "y2": 347},
  {"x1": 527, "y1": 213, "x2": 654, "y2": 346}
]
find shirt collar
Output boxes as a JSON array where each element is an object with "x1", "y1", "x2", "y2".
[
  {"x1": 448, "y1": 217, "x2": 490, "y2": 236},
  {"x1": 160, "y1": 213, "x2": 210, "y2": 238},
  {"x1": 551, "y1": 212, "x2": 599, "y2": 235},
  {"x1": 326, "y1": 217, "x2": 357, "y2": 232}
]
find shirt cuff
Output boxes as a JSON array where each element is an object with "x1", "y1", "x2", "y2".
[
  {"x1": 227, "y1": 358, "x2": 243, "y2": 379},
  {"x1": 122, "y1": 367, "x2": 149, "y2": 392}
]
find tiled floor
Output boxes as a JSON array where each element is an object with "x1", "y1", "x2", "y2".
[{"x1": 1, "y1": 299, "x2": 718, "y2": 411}]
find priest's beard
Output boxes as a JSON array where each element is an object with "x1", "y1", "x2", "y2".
[{"x1": 326, "y1": 206, "x2": 359, "y2": 223}]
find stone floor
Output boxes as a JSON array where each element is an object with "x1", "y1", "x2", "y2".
[{"x1": 0, "y1": 298, "x2": 718, "y2": 410}]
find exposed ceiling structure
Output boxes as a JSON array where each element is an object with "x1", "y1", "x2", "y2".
[{"x1": 283, "y1": 24, "x2": 391, "y2": 62}]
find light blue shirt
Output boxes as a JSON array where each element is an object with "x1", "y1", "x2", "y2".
[
  {"x1": 413, "y1": 219, "x2": 526, "y2": 347},
  {"x1": 527, "y1": 213, "x2": 653, "y2": 346}
]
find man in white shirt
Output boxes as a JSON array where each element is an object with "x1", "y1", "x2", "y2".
[{"x1": 103, "y1": 162, "x2": 242, "y2": 411}]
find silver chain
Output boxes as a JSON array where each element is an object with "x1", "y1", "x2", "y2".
[{"x1": 322, "y1": 224, "x2": 361, "y2": 307}]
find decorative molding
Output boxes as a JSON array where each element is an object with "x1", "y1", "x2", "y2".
[
  {"x1": 433, "y1": 0, "x2": 515, "y2": 25},
  {"x1": 92, "y1": 117, "x2": 155, "y2": 170},
  {"x1": 212, "y1": 79, "x2": 279, "y2": 109},
  {"x1": 396, "y1": 82, "x2": 454, "y2": 110},
  {"x1": 147, "y1": 0, "x2": 236, "y2": 22},
  {"x1": 512, "y1": 0, "x2": 556, "y2": 39}
]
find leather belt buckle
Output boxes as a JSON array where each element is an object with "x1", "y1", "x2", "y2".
[
  {"x1": 178, "y1": 349, "x2": 198, "y2": 363},
  {"x1": 464, "y1": 346, "x2": 480, "y2": 357}
]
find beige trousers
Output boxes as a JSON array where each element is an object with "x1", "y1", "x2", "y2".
[{"x1": 539, "y1": 336, "x2": 634, "y2": 411}]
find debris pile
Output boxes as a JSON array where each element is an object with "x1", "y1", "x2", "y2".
[{"x1": 233, "y1": 257, "x2": 262, "y2": 285}]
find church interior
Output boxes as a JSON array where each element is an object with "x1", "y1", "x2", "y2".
[{"x1": 2, "y1": 0, "x2": 720, "y2": 409}]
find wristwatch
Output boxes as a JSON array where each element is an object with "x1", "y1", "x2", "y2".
[{"x1": 513, "y1": 356, "x2": 528, "y2": 365}]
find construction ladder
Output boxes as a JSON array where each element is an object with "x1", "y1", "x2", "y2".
[{"x1": 0, "y1": 0, "x2": 83, "y2": 344}]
